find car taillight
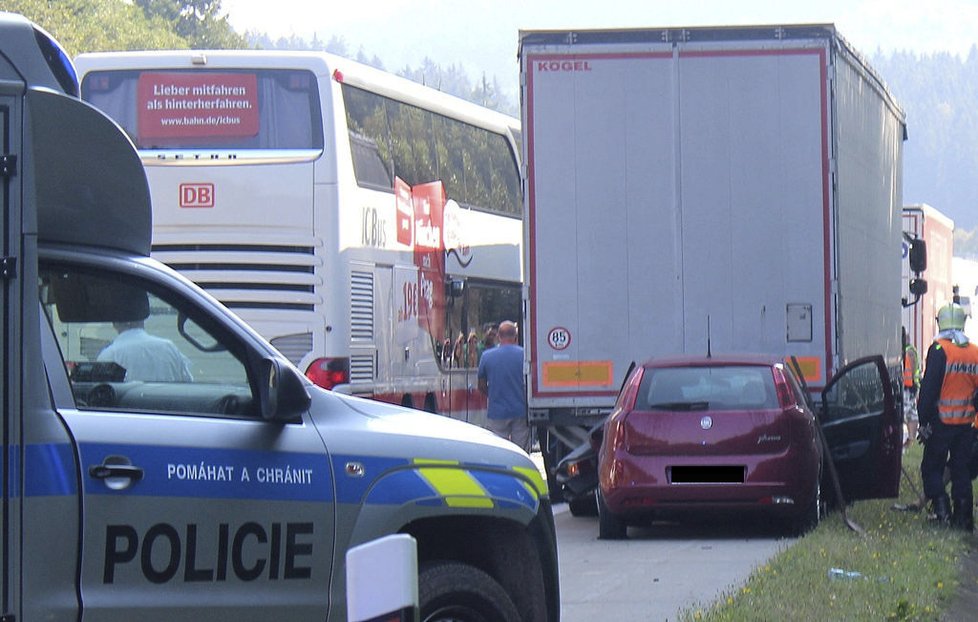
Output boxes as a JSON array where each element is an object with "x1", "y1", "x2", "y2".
[
  {"x1": 772, "y1": 367, "x2": 795, "y2": 408},
  {"x1": 615, "y1": 367, "x2": 644, "y2": 412},
  {"x1": 305, "y1": 357, "x2": 349, "y2": 390}
]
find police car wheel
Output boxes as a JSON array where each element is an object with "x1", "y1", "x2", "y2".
[{"x1": 419, "y1": 561, "x2": 520, "y2": 622}]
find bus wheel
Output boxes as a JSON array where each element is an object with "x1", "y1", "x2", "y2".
[
  {"x1": 401, "y1": 395, "x2": 414, "y2": 409},
  {"x1": 424, "y1": 394, "x2": 438, "y2": 413},
  {"x1": 419, "y1": 561, "x2": 520, "y2": 622}
]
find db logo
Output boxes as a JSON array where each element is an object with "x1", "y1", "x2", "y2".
[
  {"x1": 547, "y1": 327, "x2": 571, "y2": 351},
  {"x1": 180, "y1": 183, "x2": 214, "y2": 208}
]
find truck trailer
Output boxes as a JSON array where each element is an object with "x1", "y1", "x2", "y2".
[{"x1": 519, "y1": 24, "x2": 907, "y2": 498}]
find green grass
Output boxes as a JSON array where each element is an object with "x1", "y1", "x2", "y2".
[{"x1": 679, "y1": 444, "x2": 976, "y2": 621}]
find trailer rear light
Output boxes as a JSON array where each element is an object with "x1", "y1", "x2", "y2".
[{"x1": 305, "y1": 357, "x2": 349, "y2": 390}]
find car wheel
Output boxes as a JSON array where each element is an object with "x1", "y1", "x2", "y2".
[
  {"x1": 596, "y1": 488, "x2": 627, "y2": 539},
  {"x1": 789, "y1": 479, "x2": 821, "y2": 536},
  {"x1": 419, "y1": 561, "x2": 520, "y2": 622},
  {"x1": 568, "y1": 494, "x2": 598, "y2": 517}
]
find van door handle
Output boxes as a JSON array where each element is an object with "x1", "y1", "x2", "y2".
[{"x1": 89, "y1": 463, "x2": 144, "y2": 482}]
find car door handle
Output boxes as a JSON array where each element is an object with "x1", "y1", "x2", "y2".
[{"x1": 89, "y1": 463, "x2": 144, "y2": 482}]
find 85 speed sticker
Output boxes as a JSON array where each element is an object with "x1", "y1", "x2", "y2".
[{"x1": 547, "y1": 327, "x2": 571, "y2": 350}]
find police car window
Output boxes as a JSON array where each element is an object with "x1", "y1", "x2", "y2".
[{"x1": 39, "y1": 263, "x2": 257, "y2": 418}]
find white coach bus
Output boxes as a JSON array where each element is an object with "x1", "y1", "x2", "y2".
[{"x1": 74, "y1": 50, "x2": 523, "y2": 424}]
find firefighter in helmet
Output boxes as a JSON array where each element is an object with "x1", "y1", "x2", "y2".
[{"x1": 918, "y1": 302, "x2": 978, "y2": 531}]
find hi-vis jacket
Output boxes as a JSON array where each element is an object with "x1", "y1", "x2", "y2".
[
  {"x1": 904, "y1": 344, "x2": 920, "y2": 389},
  {"x1": 936, "y1": 338, "x2": 978, "y2": 425}
]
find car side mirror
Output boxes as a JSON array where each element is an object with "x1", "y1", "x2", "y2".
[{"x1": 259, "y1": 357, "x2": 311, "y2": 422}]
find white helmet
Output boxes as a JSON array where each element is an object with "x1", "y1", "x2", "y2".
[{"x1": 937, "y1": 302, "x2": 967, "y2": 331}]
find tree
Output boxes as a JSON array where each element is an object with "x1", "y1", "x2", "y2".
[
  {"x1": 134, "y1": 0, "x2": 247, "y2": 48},
  {"x1": 872, "y1": 49, "x2": 978, "y2": 235},
  {"x1": 472, "y1": 73, "x2": 509, "y2": 112},
  {"x1": 6, "y1": 0, "x2": 187, "y2": 55}
]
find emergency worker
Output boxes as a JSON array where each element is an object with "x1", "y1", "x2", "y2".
[
  {"x1": 903, "y1": 328, "x2": 921, "y2": 446},
  {"x1": 918, "y1": 302, "x2": 978, "y2": 531}
]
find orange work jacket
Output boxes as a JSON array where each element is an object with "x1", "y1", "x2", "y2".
[{"x1": 937, "y1": 338, "x2": 978, "y2": 425}]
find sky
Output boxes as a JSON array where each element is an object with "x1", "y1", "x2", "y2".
[{"x1": 220, "y1": 0, "x2": 978, "y2": 101}]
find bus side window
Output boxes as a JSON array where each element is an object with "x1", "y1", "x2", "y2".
[{"x1": 440, "y1": 280, "x2": 520, "y2": 369}]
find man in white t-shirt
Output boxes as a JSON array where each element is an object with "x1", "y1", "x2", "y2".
[{"x1": 98, "y1": 320, "x2": 193, "y2": 382}]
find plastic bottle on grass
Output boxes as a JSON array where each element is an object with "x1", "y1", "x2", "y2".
[{"x1": 828, "y1": 568, "x2": 863, "y2": 580}]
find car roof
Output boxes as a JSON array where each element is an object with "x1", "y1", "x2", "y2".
[{"x1": 640, "y1": 353, "x2": 784, "y2": 369}]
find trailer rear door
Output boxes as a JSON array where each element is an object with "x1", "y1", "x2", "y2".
[{"x1": 524, "y1": 37, "x2": 833, "y2": 407}]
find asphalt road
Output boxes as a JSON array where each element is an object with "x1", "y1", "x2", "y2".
[{"x1": 552, "y1": 503, "x2": 793, "y2": 621}]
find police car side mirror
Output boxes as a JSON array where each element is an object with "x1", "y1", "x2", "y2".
[{"x1": 259, "y1": 357, "x2": 311, "y2": 422}]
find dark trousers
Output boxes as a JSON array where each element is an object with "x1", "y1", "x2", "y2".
[{"x1": 921, "y1": 421, "x2": 975, "y2": 501}]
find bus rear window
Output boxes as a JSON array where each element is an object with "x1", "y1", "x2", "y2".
[{"x1": 81, "y1": 69, "x2": 323, "y2": 151}]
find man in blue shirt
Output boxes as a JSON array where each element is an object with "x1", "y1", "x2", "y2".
[{"x1": 477, "y1": 320, "x2": 530, "y2": 452}]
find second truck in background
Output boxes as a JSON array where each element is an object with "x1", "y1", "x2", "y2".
[
  {"x1": 519, "y1": 24, "x2": 909, "y2": 495},
  {"x1": 903, "y1": 204, "x2": 955, "y2": 358}
]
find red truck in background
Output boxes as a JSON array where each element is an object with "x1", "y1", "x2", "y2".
[{"x1": 903, "y1": 204, "x2": 955, "y2": 360}]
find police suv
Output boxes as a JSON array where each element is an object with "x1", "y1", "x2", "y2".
[{"x1": 0, "y1": 13, "x2": 558, "y2": 622}]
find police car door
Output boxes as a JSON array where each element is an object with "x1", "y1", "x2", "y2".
[
  {"x1": 39, "y1": 260, "x2": 334, "y2": 621},
  {"x1": 819, "y1": 355, "x2": 902, "y2": 501}
]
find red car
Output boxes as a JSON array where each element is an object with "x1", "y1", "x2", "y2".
[{"x1": 595, "y1": 354, "x2": 901, "y2": 539}]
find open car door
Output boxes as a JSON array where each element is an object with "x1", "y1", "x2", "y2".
[{"x1": 819, "y1": 355, "x2": 902, "y2": 500}]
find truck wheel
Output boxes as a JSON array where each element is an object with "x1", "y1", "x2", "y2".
[
  {"x1": 568, "y1": 494, "x2": 598, "y2": 517},
  {"x1": 597, "y1": 489, "x2": 627, "y2": 539},
  {"x1": 540, "y1": 429, "x2": 566, "y2": 502},
  {"x1": 419, "y1": 561, "x2": 520, "y2": 622}
]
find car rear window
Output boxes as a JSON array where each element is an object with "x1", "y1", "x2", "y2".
[{"x1": 636, "y1": 365, "x2": 778, "y2": 411}]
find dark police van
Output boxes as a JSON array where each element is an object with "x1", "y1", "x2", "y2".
[{"x1": 0, "y1": 12, "x2": 558, "y2": 622}]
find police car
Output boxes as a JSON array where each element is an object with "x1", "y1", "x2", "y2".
[{"x1": 1, "y1": 12, "x2": 558, "y2": 622}]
